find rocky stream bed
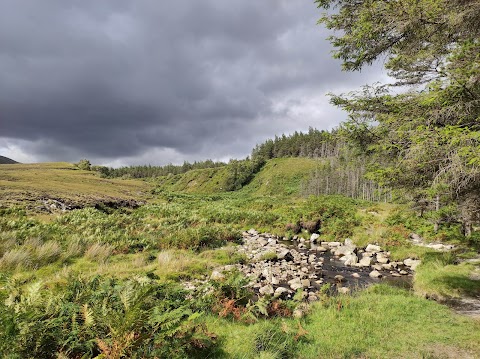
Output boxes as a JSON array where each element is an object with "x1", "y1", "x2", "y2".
[
  {"x1": 184, "y1": 229, "x2": 480, "y2": 318},
  {"x1": 208, "y1": 229, "x2": 419, "y2": 301}
]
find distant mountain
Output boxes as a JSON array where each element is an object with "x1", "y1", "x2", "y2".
[{"x1": 0, "y1": 155, "x2": 18, "y2": 164}]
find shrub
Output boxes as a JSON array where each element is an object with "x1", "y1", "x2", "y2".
[
  {"x1": 285, "y1": 222, "x2": 301, "y2": 234},
  {"x1": 301, "y1": 219, "x2": 321, "y2": 233},
  {"x1": 75, "y1": 159, "x2": 91, "y2": 171}
]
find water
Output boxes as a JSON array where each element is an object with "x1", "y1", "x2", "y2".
[{"x1": 279, "y1": 239, "x2": 413, "y2": 294}]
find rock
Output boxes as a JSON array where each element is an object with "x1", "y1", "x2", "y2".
[
  {"x1": 301, "y1": 279, "x2": 311, "y2": 288},
  {"x1": 248, "y1": 228, "x2": 258, "y2": 235},
  {"x1": 210, "y1": 271, "x2": 225, "y2": 281},
  {"x1": 345, "y1": 238, "x2": 354, "y2": 246},
  {"x1": 372, "y1": 264, "x2": 383, "y2": 271},
  {"x1": 277, "y1": 249, "x2": 294, "y2": 262},
  {"x1": 337, "y1": 287, "x2": 350, "y2": 294},
  {"x1": 259, "y1": 284, "x2": 274, "y2": 296},
  {"x1": 376, "y1": 256, "x2": 389, "y2": 264},
  {"x1": 288, "y1": 278, "x2": 303, "y2": 291},
  {"x1": 403, "y1": 258, "x2": 421, "y2": 271},
  {"x1": 399, "y1": 270, "x2": 408, "y2": 275},
  {"x1": 334, "y1": 246, "x2": 355, "y2": 257},
  {"x1": 344, "y1": 253, "x2": 359, "y2": 266},
  {"x1": 369, "y1": 270, "x2": 382, "y2": 278},
  {"x1": 352, "y1": 273, "x2": 360, "y2": 278},
  {"x1": 410, "y1": 233, "x2": 422, "y2": 241},
  {"x1": 271, "y1": 276, "x2": 280, "y2": 285},
  {"x1": 258, "y1": 238, "x2": 268, "y2": 247},
  {"x1": 310, "y1": 233, "x2": 320, "y2": 242},
  {"x1": 430, "y1": 244, "x2": 445, "y2": 250},
  {"x1": 316, "y1": 246, "x2": 328, "y2": 252},
  {"x1": 381, "y1": 263, "x2": 393, "y2": 270},
  {"x1": 391, "y1": 272, "x2": 401, "y2": 277},
  {"x1": 328, "y1": 241, "x2": 341, "y2": 247},
  {"x1": 334, "y1": 275, "x2": 345, "y2": 283},
  {"x1": 274, "y1": 287, "x2": 289, "y2": 298},
  {"x1": 359, "y1": 256, "x2": 372, "y2": 267},
  {"x1": 308, "y1": 293, "x2": 319, "y2": 302},
  {"x1": 365, "y1": 244, "x2": 381, "y2": 253}
]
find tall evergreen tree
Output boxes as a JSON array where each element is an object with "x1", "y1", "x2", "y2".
[{"x1": 316, "y1": 0, "x2": 480, "y2": 234}]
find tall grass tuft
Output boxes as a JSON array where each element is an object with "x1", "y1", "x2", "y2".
[
  {"x1": 35, "y1": 241, "x2": 62, "y2": 265},
  {"x1": 63, "y1": 238, "x2": 86, "y2": 259},
  {"x1": 0, "y1": 248, "x2": 32, "y2": 270},
  {"x1": 85, "y1": 243, "x2": 113, "y2": 263}
]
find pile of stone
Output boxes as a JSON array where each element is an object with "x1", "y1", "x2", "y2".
[
  {"x1": 207, "y1": 229, "x2": 421, "y2": 301},
  {"x1": 409, "y1": 233, "x2": 455, "y2": 251}
]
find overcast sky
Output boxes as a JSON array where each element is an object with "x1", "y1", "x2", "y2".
[{"x1": 0, "y1": 0, "x2": 385, "y2": 166}]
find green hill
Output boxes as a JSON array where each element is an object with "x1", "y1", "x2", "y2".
[
  {"x1": 242, "y1": 158, "x2": 320, "y2": 196},
  {"x1": 154, "y1": 157, "x2": 321, "y2": 196},
  {"x1": 0, "y1": 162, "x2": 151, "y2": 209},
  {"x1": 0, "y1": 155, "x2": 18, "y2": 164}
]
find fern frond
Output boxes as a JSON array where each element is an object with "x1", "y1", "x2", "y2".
[{"x1": 81, "y1": 303, "x2": 94, "y2": 327}]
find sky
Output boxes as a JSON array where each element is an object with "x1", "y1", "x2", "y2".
[{"x1": 0, "y1": 0, "x2": 386, "y2": 167}]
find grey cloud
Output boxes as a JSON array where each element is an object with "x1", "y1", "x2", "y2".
[{"x1": 0, "y1": 0, "x2": 383, "y2": 165}]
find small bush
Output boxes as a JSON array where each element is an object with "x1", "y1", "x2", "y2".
[
  {"x1": 301, "y1": 219, "x2": 321, "y2": 233},
  {"x1": 209, "y1": 270, "x2": 254, "y2": 319},
  {"x1": 75, "y1": 159, "x2": 91, "y2": 171},
  {"x1": 285, "y1": 222, "x2": 301, "y2": 234}
]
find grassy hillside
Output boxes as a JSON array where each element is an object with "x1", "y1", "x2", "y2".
[
  {"x1": 243, "y1": 157, "x2": 319, "y2": 196},
  {"x1": 155, "y1": 166, "x2": 231, "y2": 193},
  {"x1": 154, "y1": 157, "x2": 320, "y2": 196},
  {"x1": 0, "y1": 162, "x2": 151, "y2": 209},
  {"x1": 0, "y1": 155, "x2": 18, "y2": 164}
]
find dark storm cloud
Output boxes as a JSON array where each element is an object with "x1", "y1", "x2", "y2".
[{"x1": 0, "y1": 0, "x2": 384, "y2": 165}]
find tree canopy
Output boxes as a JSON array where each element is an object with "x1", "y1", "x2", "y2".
[{"x1": 316, "y1": 0, "x2": 480, "y2": 234}]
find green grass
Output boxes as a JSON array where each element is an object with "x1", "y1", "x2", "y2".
[
  {"x1": 243, "y1": 157, "x2": 320, "y2": 196},
  {"x1": 414, "y1": 252, "x2": 480, "y2": 299},
  {"x1": 206, "y1": 285, "x2": 480, "y2": 358}
]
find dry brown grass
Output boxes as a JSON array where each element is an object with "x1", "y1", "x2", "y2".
[{"x1": 0, "y1": 162, "x2": 150, "y2": 208}]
